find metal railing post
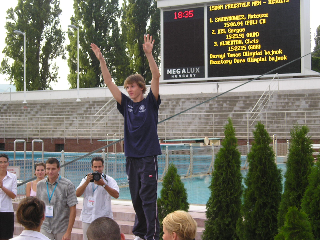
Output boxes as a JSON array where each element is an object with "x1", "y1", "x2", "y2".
[
  {"x1": 90, "y1": 116, "x2": 93, "y2": 144},
  {"x1": 38, "y1": 117, "x2": 41, "y2": 139},
  {"x1": 13, "y1": 139, "x2": 26, "y2": 167},
  {"x1": 113, "y1": 152, "x2": 117, "y2": 178},
  {"x1": 161, "y1": 146, "x2": 169, "y2": 180},
  {"x1": 208, "y1": 144, "x2": 215, "y2": 173},
  {"x1": 165, "y1": 146, "x2": 169, "y2": 173},
  {"x1": 305, "y1": 111, "x2": 307, "y2": 124},
  {"x1": 275, "y1": 137, "x2": 278, "y2": 164},
  {"x1": 61, "y1": 150, "x2": 65, "y2": 177},
  {"x1": 247, "y1": 112, "x2": 249, "y2": 144},
  {"x1": 64, "y1": 117, "x2": 66, "y2": 144},
  {"x1": 212, "y1": 113, "x2": 215, "y2": 137},
  {"x1": 189, "y1": 145, "x2": 193, "y2": 176},
  {"x1": 286, "y1": 139, "x2": 290, "y2": 162},
  {"x1": 106, "y1": 151, "x2": 109, "y2": 176},
  {"x1": 77, "y1": 116, "x2": 79, "y2": 144},
  {"x1": 31, "y1": 139, "x2": 44, "y2": 176},
  {"x1": 102, "y1": 149, "x2": 107, "y2": 174},
  {"x1": 244, "y1": 141, "x2": 250, "y2": 169},
  {"x1": 27, "y1": 117, "x2": 29, "y2": 141},
  {"x1": 165, "y1": 115, "x2": 167, "y2": 142}
]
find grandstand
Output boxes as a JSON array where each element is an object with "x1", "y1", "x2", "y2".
[{"x1": 1, "y1": 75, "x2": 320, "y2": 152}]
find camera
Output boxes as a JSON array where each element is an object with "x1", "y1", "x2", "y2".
[{"x1": 90, "y1": 172, "x2": 101, "y2": 182}]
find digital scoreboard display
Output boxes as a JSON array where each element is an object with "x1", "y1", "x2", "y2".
[
  {"x1": 163, "y1": 7, "x2": 205, "y2": 80},
  {"x1": 162, "y1": 0, "x2": 301, "y2": 80}
]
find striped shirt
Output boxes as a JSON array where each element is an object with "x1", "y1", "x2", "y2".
[{"x1": 36, "y1": 176, "x2": 77, "y2": 234}]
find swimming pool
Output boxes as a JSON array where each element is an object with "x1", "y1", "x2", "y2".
[
  {"x1": 2, "y1": 150, "x2": 287, "y2": 205},
  {"x1": 118, "y1": 163, "x2": 287, "y2": 205}
]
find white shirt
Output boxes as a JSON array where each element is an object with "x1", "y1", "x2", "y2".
[
  {"x1": 0, "y1": 171, "x2": 17, "y2": 212},
  {"x1": 77, "y1": 174, "x2": 119, "y2": 223},
  {"x1": 10, "y1": 230, "x2": 50, "y2": 240}
]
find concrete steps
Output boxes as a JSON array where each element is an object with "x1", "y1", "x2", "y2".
[{"x1": 13, "y1": 198, "x2": 207, "y2": 240}]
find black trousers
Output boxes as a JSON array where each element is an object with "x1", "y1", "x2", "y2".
[
  {"x1": 126, "y1": 156, "x2": 160, "y2": 240},
  {"x1": 0, "y1": 212, "x2": 14, "y2": 239}
]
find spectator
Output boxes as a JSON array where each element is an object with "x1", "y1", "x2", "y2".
[
  {"x1": 36, "y1": 158, "x2": 77, "y2": 240},
  {"x1": 162, "y1": 210, "x2": 197, "y2": 240},
  {"x1": 11, "y1": 196, "x2": 49, "y2": 240},
  {"x1": 86, "y1": 217, "x2": 125, "y2": 240},
  {"x1": 0, "y1": 153, "x2": 17, "y2": 240},
  {"x1": 76, "y1": 156, "x2": 119, "y2": 240},
  {"x1": 26, "y1": 162, "x2": 46, "y2": 197}
]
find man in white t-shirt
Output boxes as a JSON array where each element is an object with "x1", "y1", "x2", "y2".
[{"x1": 76, "y1": 157, "x2": 120, "y2": 240}]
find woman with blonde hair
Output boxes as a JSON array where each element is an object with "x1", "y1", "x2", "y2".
[
  {"x1": 26, "y1": 162, "x2": 46, "y2": 197},
  {"x1": 162, "y1": 210, "x2": 197, "y2": 240}
]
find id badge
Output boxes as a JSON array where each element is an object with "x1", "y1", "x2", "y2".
[
  {"x1": 46, "y1": 205, "x2": 54, "y2": 218},
  {"x1": 87, "y1": 196, "x2": 95, "y2": 208}
]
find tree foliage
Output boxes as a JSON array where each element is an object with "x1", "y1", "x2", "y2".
[
  {"x1": 312, "y1": 25, "x2": 320, "y2": 73},
  {"x1": 0, "y1": 0, "x2": 65, "y2": 90},
  {"x1": 311, "y1": 56, "x2": 320, "y2": 73},
  {"x1": 202, "y1": 118, "x2": 242, "y2": 240},
  {"x1": 275, "y1": 207, "x2": 314, "y2": 240},
  {"x1": 237, "y1": 122, "x2": 282, "y2": 240},
  {"x1": 312, "y1": 25, "x2": 320, "y2": 58},
  {"x1": 121, "y1": 0, "x2": 160, "y2": 85},
  {"x1": 301, "y1": 160, "x2": 320, "y2": 239},
  {"x1": 157, "y1": 163, "x2": 189, "y2": 238},
  {"x1": 277, "y1": 125, "x2": 314, "y2": 228},
  {"x1": 67, "y1": 0, "x2": 131, "y2": 88}
]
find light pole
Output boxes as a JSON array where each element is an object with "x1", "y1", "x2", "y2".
[
  {"x1": 68, "y1": 25, "x2": 81, "y2": 102},
  {"x1": 14, "y1": 30, "x2": 27, "y2": 104}
]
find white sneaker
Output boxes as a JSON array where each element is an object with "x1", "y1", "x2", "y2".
[{"x1": 134, "y1": 236, "x2": 144, "y2": 240}]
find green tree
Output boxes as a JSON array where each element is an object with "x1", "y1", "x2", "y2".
[
  {"x1": 275, "y1": 207, "x2": 314, "y2": 240},
  {"x1": 312, "y1": 25, "x2": 320, "y2": 58},
  {"x1": 202, "y1": 118, "x2": 242, "y2": 240},
  {"x1": 0, "y1": 0, "x2": 65, "y2": 90},
  {"x1": 312, "y1": 25, "x2": 320, "y2": 72},
  {"x1": 68, "y1": 0, "x2": 131, "y2": 88},
  {"x1": 157, "y1": 163, "x2": 189, "y2": 238},
  {"x1": 237, "y1": 122, "x2": 282, "y2": 240},
  {"x1": 301, "y1": 160, "x2": 320, "y2": 239},
  {"x1": 311, "y1": 57, "x2": 320, "y2": 73},
  {"x1": 121, "y1": 0, "x2": 160, "y2": 84},
  {"x1": 277, "y1": 126, "x2": 314, "y2": 229}
]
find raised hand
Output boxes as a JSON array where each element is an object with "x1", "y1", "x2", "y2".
[
  {"x1": 90, "y1": 43, "x2": 103, "y2": 61},
  {"x1": 143, "y1": 34, "x2": 155, "y2": 55}
]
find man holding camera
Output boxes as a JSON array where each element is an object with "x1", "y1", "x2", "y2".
[{"x1": 76, "y1": 157, "x2": 119, "y2": 240}]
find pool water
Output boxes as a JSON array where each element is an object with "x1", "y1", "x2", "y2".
[
  {"x1": 118, "y1": 163, "x2": 287, "y2": 205},
  {"x1": 3, "y1": 151, "x2": 287, "y2": 205}
]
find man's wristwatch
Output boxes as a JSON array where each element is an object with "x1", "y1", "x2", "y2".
[{"x1": 102, "y1": 184, "x2": 106, "y2": 188}]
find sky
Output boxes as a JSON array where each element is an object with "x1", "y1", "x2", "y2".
[{"x1": 0, "y1": 0, "x2": 319, "y2": 91}]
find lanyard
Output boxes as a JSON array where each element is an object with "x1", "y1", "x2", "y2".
[
  {"x1": 46, "y1": 176, "x2": 61, "y2": 203},
  {"x1": 92, "y1": 183, "x2": 98, "y2": 194}
]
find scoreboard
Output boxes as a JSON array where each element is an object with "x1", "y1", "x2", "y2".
[
  {"x1": 160, "y1": 0, "x2": 309, "y2": 81},
  {"x1": 163, "y1": 7, "x2": 205, "y2": 79}
]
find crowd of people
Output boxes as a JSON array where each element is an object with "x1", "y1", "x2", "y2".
[{"x1": 0, "y1": 35, "x2": 198, "y2": 240}]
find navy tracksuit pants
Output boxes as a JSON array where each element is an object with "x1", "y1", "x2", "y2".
[{"x1": 126, "y1": 156, "x2": 160, "y2": 240}]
